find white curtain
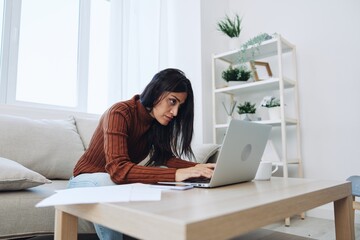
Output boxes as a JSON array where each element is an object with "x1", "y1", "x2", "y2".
[{"x1": 107, "y1": 0, "x2": 170, "y2": 105}]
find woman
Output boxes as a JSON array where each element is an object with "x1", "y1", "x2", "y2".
[{"x1": 69, "y1": 68, "x2": 215, "y2": 240}]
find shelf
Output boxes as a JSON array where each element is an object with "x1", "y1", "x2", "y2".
[
  {"x1": 271, "y1": 158, "x2": 301, "y2": 166},
  {"x1": 213, "y1": 35, "x2": 294, "y2": 64},
  {"x1": 211, "y1": 34, "x2": 302, "y2": 179},
  {"x1": 214, "y1": 77, "x2": 295, "y2": 95},
  {"x1": 214, "y1": 118, "x2": 298, "y2": 129},
  {"x1": 253, "y1": 118, "x2": 298, "y2": 126}
]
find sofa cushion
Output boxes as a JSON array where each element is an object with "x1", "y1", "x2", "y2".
[
  {"x1": 183, "y1": 144, "x2": 220, "y2": 163},
  {"x1": 0, "y1": 114, "x2": 85, "y2": 179},
  {"x1": 0, "y1": 157, "x2": 51, "y2": 191},
  {"x1": 0, "y1": 180, "x2": 95, "y2": 239},
  {"x1": 74, "y1": 116, "x2": 99, "y2": 149}
]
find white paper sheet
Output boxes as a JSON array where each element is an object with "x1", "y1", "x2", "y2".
[{"x1": 36, "y1": 184, "x2": 161, "y2": 207}]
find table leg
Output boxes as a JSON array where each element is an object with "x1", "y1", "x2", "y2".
[
  {"x1": 54, "y1": 208, "x2": 78, "y2": 240},
  {"x1": 334, "y1": 195, "x2": 355, "y2": 240},
  {"x1": 285, "y1": 217, "x2": 290, "y2": 226}
]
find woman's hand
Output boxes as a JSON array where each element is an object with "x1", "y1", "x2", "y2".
[{"x1": 175, "y1": 163, "x2": 216, "y2": 182}]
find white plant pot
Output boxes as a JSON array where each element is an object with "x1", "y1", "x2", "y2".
[
  {"x1": 229, "y1": 37, "x2": 241, "y2": 50},
  {"x1": 268, "y1": 107, "x2": 281, "y2": 120},
  {"x1": 227, "y1": 81, "x2": 248, "y2": 87},
  {"x1": 239, "y1": 113, "x2": 255, "y2": 121}
]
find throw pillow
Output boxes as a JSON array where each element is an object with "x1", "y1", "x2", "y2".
[
  {"x1": 74, "y1": 116, "x2": 100, "y2": 149},
  {"x1": 0, "y1": 114, "x2": 85, "y2": 179},
  {"x1": 0, "y1": 157, "x2": 51, "y2": 191},
  {"x1": 183, "y1": 144, "x2": 220, "y2": 164}
]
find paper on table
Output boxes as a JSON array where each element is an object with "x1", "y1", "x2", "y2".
[{"x1": 36, "y1": 183, "x2": 161, "y2": 207}]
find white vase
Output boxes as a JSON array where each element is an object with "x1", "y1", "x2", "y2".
[
  {"x1": 240, "y1": 114, "x2": 254, "y2": 121},
  {"x1": 268, "y1": 107, "x2": 281, "y2": 120},
  {"x1": 229, "y1": 37, "x2": 241, "y2": 50},
  {"x1": 227, "y1": 81, "x2": 247, "y2": 87}
]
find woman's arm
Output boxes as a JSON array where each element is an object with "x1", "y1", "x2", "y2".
[{"x1": 165, "y1": 157, "x2": 197, "y2": 168}]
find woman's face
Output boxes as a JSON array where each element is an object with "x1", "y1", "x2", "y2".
[{"x1": 150, "y1": 92, "x2": 187, "y2": 126}]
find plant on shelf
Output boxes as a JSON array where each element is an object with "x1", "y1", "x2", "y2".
[
  {"x1": 238, "y1": 65, "x2": 252, "y2": 81},
  {"x1": 222, "y1": 65, "x2": 252, "y2": 83},
  {"x1": 260, "y1": 96, "x2": 280, "y2": 108},
  {"x1": 260, "y1": 96, "x2": 282, "y2": 120},
  {"x1": 217, "y1": 14, "x2": 242, "y2": 38},
  {"x1": 237, "y1": 101, "x2": 256, "y2": 121},
  {"x1": 239, "y1": 33, "x2": 275, "y2": 64}
]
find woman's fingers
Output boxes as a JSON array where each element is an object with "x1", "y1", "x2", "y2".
[{"x1": 175, "y1": 165, "x2": 214, "y2": 182}]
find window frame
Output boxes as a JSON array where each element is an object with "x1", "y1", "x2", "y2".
[{"x1": 0, "y1": 0, "x2": 91, "y2": 112}]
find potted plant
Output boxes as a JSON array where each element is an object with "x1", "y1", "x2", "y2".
[
  {"x1": 260, "y1": 96, "x2": 281, "y2": 120},
  {"x1": 239, "y1": 32, "x2": 274, "y2": 64},
  {"x1": 237, "y1": 101, "x2": 256, "y2": 121},
  {"x1": 217, "y1": 14, "x2": 242, "y2": 38},
  {"x1": 217, "y1": 13, "x2": 242, "y2": 49},
  {"x1": 222, "y1": 65, "x2": 252, "y2": 85}
]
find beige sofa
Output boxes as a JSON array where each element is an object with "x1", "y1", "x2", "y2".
[
  {"x1": 0, "y1": 104, "x2": 101, "y2": 239},
  {"x1": 0, "y1": 104, "x2": 219, "y2": 239}
]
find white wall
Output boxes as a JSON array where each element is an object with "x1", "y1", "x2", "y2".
[
  {"x1": 165, "y1": 0, "x2": 204, "y2": 144},
  {"x1": 231, "y1": 0, "x2": 360, "y2": 181},
  {"x1": 199, "y1": 0, "x2": 360, "y2": 220},
  {"x1": 200, "y1": 0, "x2": 230, "y2": 143}
]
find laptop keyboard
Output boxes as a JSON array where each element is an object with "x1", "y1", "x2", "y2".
[{"x1": 184, "y1": 177, "x2": 211, "y2": 183}]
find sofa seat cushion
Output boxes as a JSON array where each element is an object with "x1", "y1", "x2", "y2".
[
  {"x1": 0, "y1": 114, "x2": 85, "y2": 179},
  {"x1": 0, "y1": 180, "x2": 95, "y2": 239},
  {"x1": 0, "y1": 157, "x2": 51, "y2": 191}
]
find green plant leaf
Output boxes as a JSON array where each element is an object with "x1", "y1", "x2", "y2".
[
  {"x1": 260, "y1": 96, "x2": 281, "y2": 108},
  {"x1": 237, "y1": 101, "x2": 257, "y2": 114},
  {"x1": 217, "y1": 14, "x2": 242, "y2": 38},
  {"x1": 222, "y1": 65, "x2": 251, "y2": 82},
  {"x1": 238, "y1": 33, "x2": 274, "y2": 64}
]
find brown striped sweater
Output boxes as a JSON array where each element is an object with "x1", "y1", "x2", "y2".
[{"x1": 73, "y1": 95, "x2": 197, "y2": 184}]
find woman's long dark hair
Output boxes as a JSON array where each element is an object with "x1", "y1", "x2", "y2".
[{"x1": 140, "y1": 68, "x2": 194, "y2": 165}]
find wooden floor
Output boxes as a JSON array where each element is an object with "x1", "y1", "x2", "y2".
[
  {"x1": 262, "y1": 216, "x2": 360, "y2": 240},
  {"x1": 230, "y1": 216, "x2": 360, "y2": 240}
]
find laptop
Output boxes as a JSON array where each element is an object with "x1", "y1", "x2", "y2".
[{"x1": 159, "y1": 119, "x2": 272, "y2": 188}]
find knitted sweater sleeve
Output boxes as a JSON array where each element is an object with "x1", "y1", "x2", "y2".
[
  {"x1": 103, "y1": 108, "x2": 197, "y2": 184},
  {"x1": 166, "y1": 157, "x2": 198, "y2": 168}
]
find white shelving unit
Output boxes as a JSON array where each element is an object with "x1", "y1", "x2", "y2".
[{"x1": 211, "y1": 34, "x2": 303, "y2": 180}]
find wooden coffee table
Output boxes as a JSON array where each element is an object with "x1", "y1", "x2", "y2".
[{"x1": 54, "y1": 177, "x2": 354, "y2": 240}]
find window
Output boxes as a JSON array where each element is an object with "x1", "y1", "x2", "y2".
[
  {"x1": 1, "y1": 0, "x2": 110, "y2": 113},
  {"x1": 0, "y1": 0, "x2": 5, "y2": 103},
  {"x1": 16, "y1": 0, "x2": 79, "y2": 107},
  {"x1": 0, "y1": 1, "x2": 4, "y2": 55},
  {"x1": 0, "y1": 0, "x2": 170, "y2": 114},
  {"x1": 87, "y1": 0, "x2": 110, "y2": 114}
]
